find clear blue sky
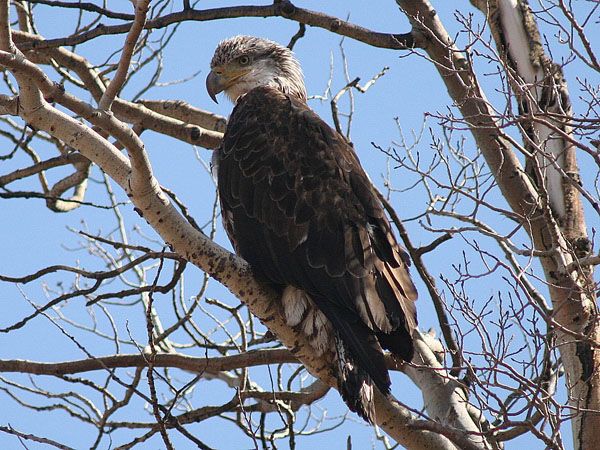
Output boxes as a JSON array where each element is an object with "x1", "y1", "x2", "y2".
[{"x1": 2, "y1": 1, "x2": 597, "y2": 448}]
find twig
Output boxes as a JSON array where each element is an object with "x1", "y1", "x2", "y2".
[
  {"x1": 330, "y1": 67, "x2": 388, "y2": 136},
  {"x1": 287, "y1": 23, "x2": 306, "y2": 50},
  {"x1": 0, "y1": 425, "x2": 75, "y2": 450},
  {"x1": 144, "y1": 251, "x2": 175, "y2": 450},
  {"x1": 0, "y1": 153, "x2": 88, "y2": 186},
  {"x1": 25, "y1": 0, "x2": 134, "y2": 20}
]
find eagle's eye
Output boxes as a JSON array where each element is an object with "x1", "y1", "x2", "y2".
[{"x1": 238, "y1": 55, "x2": 251, "y2": 66}]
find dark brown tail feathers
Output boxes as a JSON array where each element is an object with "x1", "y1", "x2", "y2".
[
  {"x1": 332, "y1": 324, "x2": 414, "y2": 423},
  {"x1": 334, "y1": 333, "x2": 379, "y2": 422},
  {"x1": 315, "y1": 300, "x2": 414, "y2": 422}
]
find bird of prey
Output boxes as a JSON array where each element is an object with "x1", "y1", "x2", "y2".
[{"x1": 206, "y1": 35, "x2": 418, "y2": 422}]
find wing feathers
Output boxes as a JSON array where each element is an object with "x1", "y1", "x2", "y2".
[{"x1": 217, "y1": 86, "x2": 418, "y2": 419}]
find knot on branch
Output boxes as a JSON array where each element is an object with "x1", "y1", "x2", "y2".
[
  {"x1": 44, "y1": 82, "x2": 65, "y2": 104},
  {"x1": 330, "y1": 19, "x2": 342, "y2": 32},
  {"x1": 190, "y1": 126, "x2": 201, "y2": 142},
  {"x1": 277, "y1": 1, "x2": 296, "y2": 16},
  {"x1": 572, "y1": 237, "x2": 592, "y2": 258},
  {"x1": 90, "y1": 108, "x2": 105, "y2": 120},
  {"x1": 0, "y1": 94, "x2": 20, "y2": 116},
  {"x1": 133, "y1": 206, "x2": 144, "y2": 218}
]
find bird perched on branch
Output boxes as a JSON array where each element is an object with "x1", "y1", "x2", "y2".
[{"x1": 206, "y1": 35, "x2": 418, "y2": 422}]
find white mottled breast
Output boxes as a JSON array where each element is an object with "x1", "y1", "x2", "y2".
[{"x1": 281, "y1": 286, "x2": 334, "y2": 356}]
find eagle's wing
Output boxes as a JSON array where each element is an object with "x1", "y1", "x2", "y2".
[{"x1": 217, "y1": 86, "x2": 417, "y2": 402}]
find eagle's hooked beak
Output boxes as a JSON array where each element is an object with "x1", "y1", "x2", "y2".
[{"x1": 206, "y1": 70, "x2": 225, "y2": 104}]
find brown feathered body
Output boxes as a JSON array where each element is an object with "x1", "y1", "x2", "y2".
[{"x1": 214, "y1": 85, "x2": 418, "y2": 421}]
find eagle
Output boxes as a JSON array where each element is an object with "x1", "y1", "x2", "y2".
[{"x1": 206, "y1": 35, "x2": 418, "y2": 422}]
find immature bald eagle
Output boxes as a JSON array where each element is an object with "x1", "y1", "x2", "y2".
[{"x1": 206, "y1": 35, "x2": 418, "y2": 421}]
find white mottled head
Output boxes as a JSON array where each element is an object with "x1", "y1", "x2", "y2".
[{"x1": 206, "y1": 35, "x2": 307, "y2": 103}]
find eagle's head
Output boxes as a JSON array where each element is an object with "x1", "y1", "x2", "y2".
[{"x1": 206, "y1": 35, "x2": 307, "y2": 103}]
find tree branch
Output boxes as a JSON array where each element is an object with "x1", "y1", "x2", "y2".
[
  {"x1": 20, "y1": 2, "x2": 415, "y2": 51},
  {"x1": 0, "y1": 349, "x2": 295, "y2": 376},
  {"x1": 99, "y1": 0, "x2": 150, "y2": 111}
]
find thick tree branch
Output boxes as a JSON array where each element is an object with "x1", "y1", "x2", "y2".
[
  {"x1": 406, "y1": 334, "x2": 492, "y2": 449},
  {"x1": 138, "y1": 99, "x2": 227, "y2": 133},
  {"x1": 0, "y1": 349, "x2": 296, "y2": 375}
]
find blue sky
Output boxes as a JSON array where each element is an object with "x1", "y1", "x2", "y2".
[{"x1": 1, "y1": 1, "x2": 598, "y2": 448}]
